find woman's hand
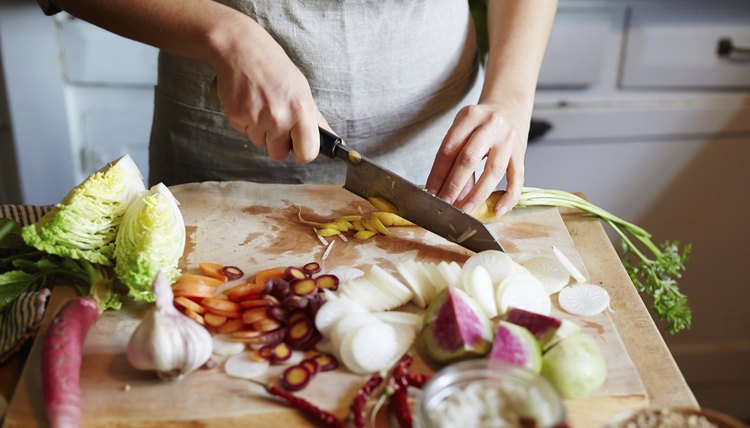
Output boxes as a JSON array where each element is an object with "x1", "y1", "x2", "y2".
[
  {"x1": 425, "y1": 103, "x2": 528, "y2": 216},
  {"x1": 212, "y1": 18, "x2": 328, "y2": 163}
]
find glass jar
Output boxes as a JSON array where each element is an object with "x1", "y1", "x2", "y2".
[{"x1": 415, "y1": 359, "x2": 567, "y2": 428}]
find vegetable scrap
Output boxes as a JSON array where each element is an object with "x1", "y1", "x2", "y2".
[{"x1": 298, "y1": 196, "x2": 415, "y2": 242}]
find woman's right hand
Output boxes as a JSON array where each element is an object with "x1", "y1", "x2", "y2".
[{"x1": 211, "y1": 16, "x2": 328, "y2": 163}]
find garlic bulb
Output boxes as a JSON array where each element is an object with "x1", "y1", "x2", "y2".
[{"x1": 127, "y1": 271, "x2": 212, "y2": 380}]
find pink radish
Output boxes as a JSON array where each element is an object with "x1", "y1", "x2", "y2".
[{"x1": 42, "y1": 297, "x2": 99, "y2": 428}]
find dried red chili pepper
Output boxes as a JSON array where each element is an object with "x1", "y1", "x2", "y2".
[
  {"x1": 352, "y1": 372, "x2": 384, "y2": 428},
  {"x1": 405, "y1": 373, "x2": 430, "y2": 389},
  {"x1": 390, "y1": 380, "x2": 413, "y2": 428},
  {"x1": 247, "y1": 379, "x2": 344, "y2": 428}
]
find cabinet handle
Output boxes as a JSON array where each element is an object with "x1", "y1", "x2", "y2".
[
  {"x1": 528, "y1": 119, "x2": 552, "y2": 143},
  {"x1": 717, "y1": 38, "x2": 750, "y2": 61}
]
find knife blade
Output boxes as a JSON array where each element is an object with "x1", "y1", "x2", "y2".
[{"x1": 319, "y1": 127, "x2": 505, "y2": 253}]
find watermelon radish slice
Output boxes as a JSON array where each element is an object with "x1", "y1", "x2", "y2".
[{"x1": 489, "y1": 321, "x2": 542, "y2": 373}]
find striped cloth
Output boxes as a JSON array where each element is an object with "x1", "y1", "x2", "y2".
[
  {"x1": 0, "y1": 290, "x2": 50, "y2": 363},
  {"x1": 0, "y1": 204, "x2": 52, "y2": 226},
  {"x1": 0, "y1": 204, "x2": 53, "y2": 363}
]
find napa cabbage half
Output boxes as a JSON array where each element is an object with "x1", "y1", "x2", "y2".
[{"x1": 114, "y1": 183, "x2": 185, "y2": 302}]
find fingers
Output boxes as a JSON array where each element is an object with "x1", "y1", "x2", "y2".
[
  {"x1": 426, "y1": 104, "x2": 527, "y2": 215},
  {"x1": 289, "y1": 106, "x2": 320, "y2": 163},
  {"x1": 426, "y1": 107, "x2": 480, "y2": 196},
  {"x1": 457, "y1": 141, "x2": 513, "y2": 215},
  {"x1": 494, "y1": 155, "x2": 524, "y2": 215}
]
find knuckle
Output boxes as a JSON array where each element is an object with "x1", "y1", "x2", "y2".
[
  {"x1": 444, "y1": 180, "x2": 463, "y2": 195},
  {"x1": 457, "y1": 149, "x2": 483, "y2": 168}
]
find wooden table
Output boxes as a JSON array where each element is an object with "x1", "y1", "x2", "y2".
[{"x1": 1, "y1": 184, "x2": 697, "y2": 427}]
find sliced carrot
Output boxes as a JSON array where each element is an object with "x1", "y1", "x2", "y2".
[
  {"x1": 254, "y1": 267, "x2": 286, "y2": 287},
  {"x1": 214, "y1": 294, "x2": 229, "y2": 301},
  {"x1": 174, "y1": 296, "x2": 206, "y2": 314},
  {"x1": 217, "y1": 318, "x2": 245, "y2": 334},
  {"x1": 230, "y1": 329, "x2": 262, "y2": 340},
  {"x1": 226, "y1": 283, "x2": 267, "y2": 301},
  {"x1": 204, "y1": 312, "x2": 227, "y2": 327},
  {"x1": 240, "y1": 298, "x2": 269, "y2": 310},
  {"x1": 172, "y1": 283, "x2": 216, "y2": 299},
  {"x1": 201, "y1": 298, "x2": 242, "y2": 314},
  {"x1": 242, "y1": 308, "x2": 270, "y2": 325},
  {"x1": 183, "y1": 308, "x2": 205, "y2": 326},
  {"x1": 199, "y1": 262, "x2": 229, "y2": 282},
  {"x1": 175, "y1": 274, "x2": 224, "y2": 288},
  {"x1": 253, "y1": 318, "x2": 282, "y2": 333}
]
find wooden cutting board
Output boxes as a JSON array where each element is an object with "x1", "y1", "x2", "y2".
[{"x1": 5, "y1": 182, "x2": 648, "y2": 427}]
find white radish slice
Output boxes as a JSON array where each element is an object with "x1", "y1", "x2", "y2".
[
  {"x1": 558, "y1": 284, "x2": 610, "y2": 316},
  {"x1": 437, "y1": 261, "x2": 462, "y2": 289},
  {"x1": 329, "y1": 312, "x2": 379, "y2": 349},
  {"x1": 367, "y1": 266, "x2": 413, "y2": 310},
  {"x1": 423, "y1": 263, "x2": 449, "y2": 293},
  {"x1": 339, "y1": 277, "x2": 378, "y2": 312},
  {"x1": 373, "y1": 311, "x2": 424, "y2": 332},
  {"x1": 496, "y1": 275, "x2": 551, "y2": 316},
  {"x1": 392, "y1": 326, "x2": 417, "y2": 361},
  {"x1": 360, "y1": 273, "x2": 399, "y2": 310},
  {"x1": 327, "y1": 266, "x2": 365, "y2": 283},
  {"x1": 463, "y1": 250, "x2": 520, "y2": 286},
  {"x1": 462, "y1": 265, "x2": 498, "y2": 318},
  {"x1": 315, "y1": 296, "x2": 366, "y2": 335},
  {"x1": 552, "y1": 246, "x2": 587, "y2": 283},
  {"x1": 448, "y1": 262, "x2": 464, "y2": 288},
  {"x1": 339, "y1": 322, "x2": 398, "y2": 374},
  {"x1": 522, "y1": 255, "x2": 571, "y2": 295},
  {"x1": 413, "y1": 262, "x2": 439, "y2": 303},
  {"x1": 212, "y1": 335, "x2": 246, "y2": 356},
  {"x1": 396, "y1": 261, "x2": 428, "y2": 308},
  {"x1": 224, "y1": 352, "x2": 270, "y2": 380}
]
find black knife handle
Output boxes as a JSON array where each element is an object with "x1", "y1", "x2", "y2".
[{"x1": 319, "y1": 127, "x2": 349, "y2": 160}]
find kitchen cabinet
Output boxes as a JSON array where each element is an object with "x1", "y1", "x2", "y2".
[
  {"x1": 0, "y1": 0, "x2": 749, "y2": 420},
  {"x1": 528, "y1": 0, "x2": 750, "y2": 420}
]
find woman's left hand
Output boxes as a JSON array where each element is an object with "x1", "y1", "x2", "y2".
[{"x1": 425, "y1": 103, "x2": 529, "y2": 216}]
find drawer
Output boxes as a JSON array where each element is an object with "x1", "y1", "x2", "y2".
[
  {"x1": 622, "y1": 6, "x2": 750, "y2": 89},
  {"x1": 58, "y1": 15, "x2": 158, "y2": 86},
  {"x1": 537, "y1": 8, "x2": 619, "y2": 88}
]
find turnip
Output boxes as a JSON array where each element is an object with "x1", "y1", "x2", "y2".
[
  {"x1": 42, "y1": 297, "x2": 100, "y2": 428},
  {"x1": 540, "y1": 332, "x2": 606, "y2": 399}
]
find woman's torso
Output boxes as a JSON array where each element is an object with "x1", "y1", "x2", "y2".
[{"x1": 149, "y1": 0, "x2": 480, "y2": 186}]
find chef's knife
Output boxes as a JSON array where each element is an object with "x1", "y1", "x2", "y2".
[{"x1": 319, "y1": 127, "x2": 505, "y2": 253}]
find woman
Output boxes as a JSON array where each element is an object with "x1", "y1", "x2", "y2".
[{"x1": 38, "y1": 0, "x2": 557, "y2": 216}]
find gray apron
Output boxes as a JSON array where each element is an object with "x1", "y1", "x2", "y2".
[{"x1": 149, "y1": 0, "x2": 481, "y2": 186}]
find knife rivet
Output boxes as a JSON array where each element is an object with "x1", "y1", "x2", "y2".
[{"x1": 348, "y1": 150, "x2": 362, "y2": 165}]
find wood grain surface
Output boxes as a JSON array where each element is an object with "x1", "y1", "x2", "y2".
[{"x1": 4, "y1": 182, "x2": 663, "y2": 428}]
